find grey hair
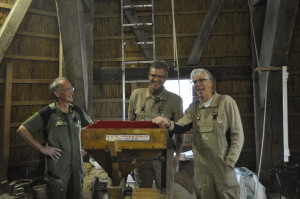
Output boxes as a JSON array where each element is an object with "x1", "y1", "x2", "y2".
[
  {"x1": 190, "y1": 68, "x2": 213, "y2": 81},
  {"x1": 49, "y1": 77, "x2": 69, "y2": 99},
  {"x1": 149, "y1": 60, "x2": 169, "y2": 76}
]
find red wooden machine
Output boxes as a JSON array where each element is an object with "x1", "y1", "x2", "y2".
[{"x1": 81, "y1": 120, "x2": 168, "y2": 199}]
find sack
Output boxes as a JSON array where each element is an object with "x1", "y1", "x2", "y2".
[{"x1": 235, "y1": 167, "x2": 267, "y2": 199}]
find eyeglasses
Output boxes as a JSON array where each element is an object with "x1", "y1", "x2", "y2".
[
  {"x1": 149, "y1": 73, "x2": 166, "y2": 79},
  {"x1": 58, "y1": 87, "x2": 74, "y2": 93},
  {"x1": 192, "y1": 78, "x2": 208, "y2": 84}
]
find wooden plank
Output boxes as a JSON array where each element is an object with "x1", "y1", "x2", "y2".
[
  {"x1": 95, "y1": 31, "x2": 249, "y2": 40},
  {"x1": 11, "y1": 100, "x2": 52, "y2": 106},
  {"x1": 94, "y1": 8, "x2": 249, "y2": 19},
  {"x1": 4, "y1": 54, "x2": 58, "y2": 61},
  {"x1": 122, "y1": 0, "x2": 154, "y2": 61},
  {"x1": 84, "y1": 0, "x2": 94, "y2": 116},
  {"x1": 94, "y1": 52, "x2": 251, "y2": 63},
  {"x1": 0, "y1": 3, "x2": 57, "y2": 17},
  {"x1": 16, "y1": 31, "x2": 59, "y2": 39},
  {"x1": 0, "y1": 62, "x2": 13, "y2": 177},
  {"x1": 0, "y1": 3, "x2": 12, "y2": 9},
  {"x1": 132, "y1": 188, "x2": 160, "y2": 199},
  {"x1": 12, "y1": 79, "x2": 53, "y2": 84},
  {"x1": 0, "y1": 100, "x2": 51, "y2": 106},
  {"x1": 82, "y1": 128, "x2": 167, "y2": 150},
  {"x1": 93, "y1": 65, "x2": 252, "y2": 82},
  {"x1": 0, "y1": 79, "x2": 53, "y2": 84},
  {"x1": 27, "y1": 8, "x2": 57, "y2": 17},
  {"x1": 56, "y1": 0, "x2": 89, "y2": 111},
  {"x1": 108, "y1": 141, "x2": 120, "y2": 186},
  {"x1": 187, "y1": 0, "x2": 224, "y2": 65},
  {"x1": 0, "y1": 0, "x2": 32, "y2": 64}
]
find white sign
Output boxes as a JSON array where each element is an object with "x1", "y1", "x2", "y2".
[{"x1": 106, "y1": 135, "x2": 150, "y2": 141}]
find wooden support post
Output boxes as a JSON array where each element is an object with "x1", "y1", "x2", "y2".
[
  {"x1": 108, "y1": 141, "x2": 121, "y2": 186},
  {"x1": 0, "y1": 62, "x2": 13, "y2": 178},
  {"x1": 55, "y1": 0, "x2": 89, "y2": 111},
  {"x1": 84, "y1": 0, "x2": 94, "y2": 116}
]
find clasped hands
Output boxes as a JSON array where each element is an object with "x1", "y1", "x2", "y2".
[{"x1": 152, "y1": 116, "x2": 171, "y2": 129}]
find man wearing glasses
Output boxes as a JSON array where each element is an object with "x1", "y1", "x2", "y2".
[
  {"x1": 128, "y1": 60, "x2": 184, "y2": 198},
  {"x1": 17, "y1": 77, "x2": 92, "y2": 199},
  {"x1": 153, "y1": 68, "x2": 244, "y2": 199}
]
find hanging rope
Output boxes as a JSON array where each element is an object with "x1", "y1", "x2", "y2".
[
  {"x1": 171, "y1": 0, "x2": 181, "y2": 95},
  {"x1": 247, "y1": 1, "x2": 269, "y2": 198}
]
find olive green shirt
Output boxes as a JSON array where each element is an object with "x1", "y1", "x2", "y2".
[{"x1": 23, "y1": 102, "x2": 92, "y2": 178}]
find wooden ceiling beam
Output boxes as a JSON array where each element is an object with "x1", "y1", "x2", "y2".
[
  {"x1": 187, "y1": 0, "x2": 224, "y2": 65},
  {"x1": 0, "y1": 0, "x2": 32, "y2": 65},
  {"x1": 93, "y1": 64, "x2": 252, "y2": 83}
]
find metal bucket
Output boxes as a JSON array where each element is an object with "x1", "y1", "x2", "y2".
[{"x1": 32, "y1": 184, "x2": 47, "y2": 199}]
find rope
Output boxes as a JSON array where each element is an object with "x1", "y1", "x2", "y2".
[
  {"x1": 247, "y1": 1, "x2": 269, "y2": 198},
  {"x1": 247, "y1": 0, "x2": 260, "y2": 68},
  {"x1": 171, "y1": 0, "x2": 181, "y2": 95}
]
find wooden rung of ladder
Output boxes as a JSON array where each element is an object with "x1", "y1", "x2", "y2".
[
  {"x1": 123, "y1": 23, "x2": 152, "y2": 27},
  {"x1": 123, "y1": 41, "x2": 153, "y2": 45},
  {"x1": 124, "y1": 60, "x2": 154, "y2": 64},
  {"x1": 123, "y1": 4, "x2": 152, "y2": 9}
]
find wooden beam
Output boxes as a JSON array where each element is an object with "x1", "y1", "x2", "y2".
[
  {"x1": 0, "y1": 100, "x2": 53, "y2": 107},
  {"x1": 122, "y1": 0, "x2": 154, "y2": 61},
  {"x1": 16, "y1": 31, "x2": 59, "y2": 39},
  {"x1": 84, "y1": 0, "x2": 94, "y2": 116},
  {"x1": 254, "y1": 0, "x2": 299, "y2": 190},
  {"x1": 187, "y1": 0, "x2": 224, "y2": 65},
  {"x1": 94, "y1": 52, "x2": 251, "y2": 63},
  {"x1": 95, "y1": 31, "x2": 249, "y2": 41},
  {"x1": 0, "y1": 79, "x2": 53, "y2": 84},
  {"x1": 0, "y1": 0, "x2": 32, "y2": 65},
  {"x1": 0, "y1": 3, "x2": 57, "y2": 17},
  {"x1": 93, "y1": 64, "x2": 252, "y2": 83},
  {"x1": 94, "y1": 8, "x2": 249, "y2": 19},
  {"x1": 5, "y1": 54, "x2": 58, "y2": 61},
  {"x1": 56, "y1": 0, "x2": 89, "y2": 111},
  {"x1": 0, "y1": 62, "x2": 13, "y2": 178}
]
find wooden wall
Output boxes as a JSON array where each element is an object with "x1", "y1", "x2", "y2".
[
  {"x1": 0, "y1": 0, "x2": 59, "y2": 180},
  {"x1": 287, "y1": 8, "x2": 300, "y2": 165}
]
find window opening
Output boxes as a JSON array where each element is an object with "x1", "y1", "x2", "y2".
[{"x1": 164, "y1": 79, "x2": 193, "y2": 112}]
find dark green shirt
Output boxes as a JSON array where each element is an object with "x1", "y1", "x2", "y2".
[{"x1": 23, "y1": 102, "x2": 92, "y2": 178}]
